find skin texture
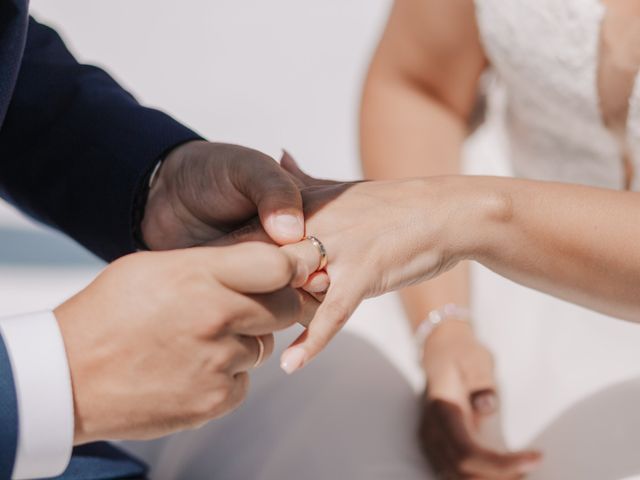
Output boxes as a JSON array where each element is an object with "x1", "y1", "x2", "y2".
[
  {"x1": 224, "y1": 7, "x2": 640, "y2": 461},
  {"x1": 53, "y1": 0, "x2": 640, "y2": 469},
  {"x1": 55, "y1": 142, "x2": 324, "y2": 445},
  {"x1": 55, "y1": 243, "x2": 318, "y2": 445},
  {"x1": 358, "y1": 0, "x2": 531, "y2": 476},
  {"x1": 598, "y1": 0, "x2": 640, "y2": 188},
  {"x1": 266, "y1": 167, "x2": 640, "y2": 360},
  {"x1": 420, "y1": 321, "x2": 540, "y2": 479},
  {"x1": 358, "y1": 1, "x2": 640, "y2": 477},
  {"x1": 142, "y1": 140, "x2": 306, "y2": 250}
]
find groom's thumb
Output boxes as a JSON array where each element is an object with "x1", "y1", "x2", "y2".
[{"x1": 241, "y1": 157, "x2": 304, "y2": 245}]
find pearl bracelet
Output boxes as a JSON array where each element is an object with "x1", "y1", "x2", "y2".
[{"x1": 415, "y1": 303, "x2": 471, "y2": 358}]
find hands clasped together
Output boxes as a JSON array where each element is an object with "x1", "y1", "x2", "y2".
[
  {"x1": 219, "y1": 150, "x2": 488, "y2": 374},
  {"x1": 55, "y1": 140, "x2": 504, "y2": 452}
]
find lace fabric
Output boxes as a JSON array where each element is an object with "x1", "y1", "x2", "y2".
[{"x1": 474, "y1": 0, "x2": 640, "y2": 190}]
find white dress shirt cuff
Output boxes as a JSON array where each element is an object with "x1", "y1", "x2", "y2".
[{"x1": 0, "y1": 311, "x2": 74, "y2": 479}]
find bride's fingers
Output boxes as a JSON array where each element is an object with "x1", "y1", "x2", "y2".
[
  {"x1": 280, "y1": 150, "x2": 314, "y2": 187},
  {"x1": 303, "y1": 271, "x2": 330, "y2": 293},
  {"x1": 280, "y1": 278, "x2": 365, "y2": 374},
  {"x1": 302, "y1": 272, "x2": 329, "y2": 303},
  {"x1": 280, "y1": 151, "x2": 307, "y2": 188},
  {"x1": 280, "y1": 150, "x2": 338, "y2": 187}
]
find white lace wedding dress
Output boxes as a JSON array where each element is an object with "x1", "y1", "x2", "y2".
[{"x1": 126, "y1": 1, "x2": 640, "y2": 478}]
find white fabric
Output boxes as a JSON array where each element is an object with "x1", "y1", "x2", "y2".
[
  {"x1": 471, "y1": 1, "x2": 640, "y2": 478},
  {"x1": 124, "y1": 327, "x2": 434, "y2": 480},
  {"x1": 127, "y1": 2, "x2": 640, "y2": 478},
  {"x1": 0, "y1": 312, "x2": 74, "y2": 479},
  {"x1": 475, "y1": 0, "x2": 640, "y2": 190}
]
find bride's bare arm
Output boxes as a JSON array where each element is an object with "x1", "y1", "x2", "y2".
[
  {"x1": 358, "y1": 4, "x2": 542, "y2": 475},
  {"x1": 360, "y1": 0, "x2": 485, "y2": 331},
  {"x1": 228, "y1": 3, "x2": 639, "y2": 375},
  {"x1": 272, "y1": 173, "x2": 640, "y2": 374},
  {"x1": 468, "y1": 176, "x2": 640, "y2": 322}
]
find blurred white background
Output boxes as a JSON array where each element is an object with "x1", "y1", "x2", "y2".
[
  {"x1": 7, "y1": 4, "x2": 640, "y2": 478},
  {"x1": 0, "y1": 0, "x2": 392, "y2": 327},
  {"x1": 0, "y1": 0, "x2": 508, "y2": 387}
]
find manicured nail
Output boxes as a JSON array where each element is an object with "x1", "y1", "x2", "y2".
[
  {"x1": 280, "y1": 346, "x2": 306, "y2": 374},
  {"x1": 272, "y1": 214, "x2": 304, "y2": 240}
]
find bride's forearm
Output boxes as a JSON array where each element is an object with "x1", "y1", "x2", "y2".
[
  {"x1": 457, "y1": 176, "x2": 640, "y2": 321},
  {"x1": 245, "y1": 173, "x2": 640, "y2": 366}
]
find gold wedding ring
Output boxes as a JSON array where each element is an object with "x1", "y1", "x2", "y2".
[
  {"x1": 253, "y1": 336, "x2": 266, "y2": 368},
  {"x1": 305, "y1": 235, "x2": 328, "y2": 271}
]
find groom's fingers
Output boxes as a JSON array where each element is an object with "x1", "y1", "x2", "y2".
[
  {"x1": 280, "y1": 277, "x2": 365, "y2": 374},
  {"x1": 196, "y1": 243, "x2": 300, "y2": 294},
  {"x1": 207, "y1": 232, "x2": 325, "y2": 289},
  {"x1": 280, "y1": 240, "x2": 326, "y2": 287},
  {"x1": 280, "y1": 150, "x2": 339, "y2": 187},
  {"x1": 237, "y1": 156, "x2": 305, "y2": 245}
]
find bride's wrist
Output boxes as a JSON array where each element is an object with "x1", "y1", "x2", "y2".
[
  {"x1": 416, "y1": 304, "x2": 471, "y2": 361},
  {"x1": 427, "y1": 175, "x2": 513, "y2": 264}
]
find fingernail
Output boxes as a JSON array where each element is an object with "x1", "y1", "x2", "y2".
[
  {"x1": 280, "y1": 346, "x2": 306, "y2": 374},
  {"x1": 273, "y1": 214, "x2": 304, "y2": 240}
]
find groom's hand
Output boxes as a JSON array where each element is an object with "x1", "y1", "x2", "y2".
[
  {"x1": 141, "y1": 141, "x2": 305, "y2": 250},
  {"x1": 55, "y1": 243, "x2": 315, "y2": 445}
]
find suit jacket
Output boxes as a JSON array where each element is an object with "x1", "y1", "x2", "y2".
[{"x1": 0, "y1": 0, "x2": 201, "y2": 478}]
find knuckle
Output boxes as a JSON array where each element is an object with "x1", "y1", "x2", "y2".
[
  {"x1": 248, "y1": 244, "x2": 296, "y2": 286},
  {"x1": 167, "y1": 261, "x2": 210, "y2": 293},
  {"x1": 108, "y1": 251, "x2": 154, "y2": 279},
  {"x1": 197, "y1": 296, "x2": 236, "y2": 337},
  {"x1": 207, "y1": 342, "x2": 237, "y2": 372},
  {"x1": 207, "y1": 309, "x2": 234, "y2": 335},
  {"x1": 323, "y1": 300, "x2": 350, "y2": 328},
  {"x1": 113, "y1": 251, "x2": 143, "y2": 268},
  {"x1": 197, "y1": 376, "x2": 236, "y2": 418}
]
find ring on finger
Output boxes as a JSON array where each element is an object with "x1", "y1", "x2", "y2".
[
  {"x1": 305, "y1": 235, "x2": 328, "y2": 271},
  {"x1": 253, "y1": 335, "x2": 266, "y2": 368}
]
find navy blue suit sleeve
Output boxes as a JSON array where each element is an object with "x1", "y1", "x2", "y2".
[
  {"x1": 0, "y1": 18, "x2": 203, "y2": 261},
  {"x1": 0, "y1": 334, "x2": 18, "y2": 479}
]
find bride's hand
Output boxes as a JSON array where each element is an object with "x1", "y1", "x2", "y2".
[
  {"x1": 217, "y1": 156, "x2": 500, "y2": 372},
  {"x1": 276, "y1": 164, "x2": 496, "y2": 372},
  {"x1": 419, "y1": 320, "x2": 541, "y2": 478}
]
